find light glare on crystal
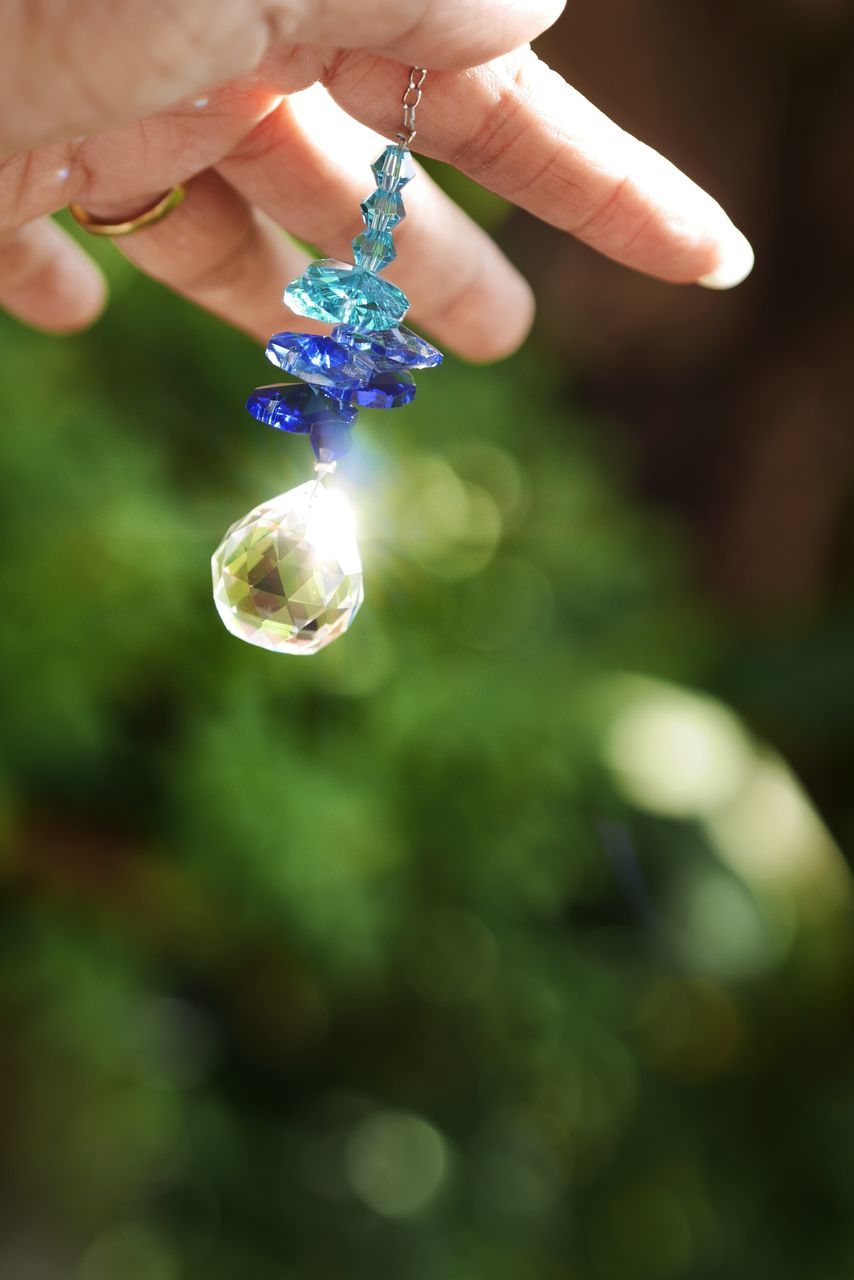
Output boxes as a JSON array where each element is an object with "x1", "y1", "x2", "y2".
[{"x1": 212, "y1": 481, "x2": 363, "y2": 655}]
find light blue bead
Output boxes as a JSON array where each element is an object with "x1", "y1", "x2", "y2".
[
  {"x1": 352, "y1": 228, "x2": 396, "y2": 273},
  {"x1": 284, "y1": 259, "x2": 409, "y2": 331},
  {"x1": 371, "y1": 144, "x2": 416, "y2": 192},
  {"x1": 360, "y1": 189, "x2": 405, "y2": 232}
]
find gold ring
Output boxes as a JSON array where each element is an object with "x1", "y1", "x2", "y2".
[{"x1": 68, "y1": 184, "x2": 186, "y2": 237}]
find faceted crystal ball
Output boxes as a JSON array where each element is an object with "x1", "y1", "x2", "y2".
[{"x1": 212, "y1": 481, "x2": 363, "y2": 655}]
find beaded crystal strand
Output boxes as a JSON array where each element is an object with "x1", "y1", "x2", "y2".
[{"x1": 211, "y1": 71, "x2": 443, "y2": 655}]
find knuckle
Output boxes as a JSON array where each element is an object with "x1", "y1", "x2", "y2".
[
  {"x1": 568, "y1": 173, "x2": 632, "y2": 241},
  {"x1": 450, "y1": 75, "x2": 531, "y2": 179},
  {"x1": 448, "y1": 48, "x2": 546, "y2": 184},
  {"x1": 226, "y1": 103, "x2": 290, "y2": 170},
  {"x1": 568, "y1": 172, "x2": 665, "y2": 261},
  {"x1": 176, "y1": 224, "x2": 258, "y2": 294}
]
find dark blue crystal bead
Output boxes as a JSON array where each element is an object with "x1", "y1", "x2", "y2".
[
  {"x1": 310, "y1": 420, "x2": 354, "y2": 464},
  {"x1": 339, "y1": 370, "x2": 416, "y2": 409},
  {"x1": 246, "y1": 383, "x2": 357, "y2": 434},
  {"x1": 332, "y1": 323, "x2": 443, "y2": 371},
  {"x1": 265, "y1": 332, "x2": 373, "y2": 390}
]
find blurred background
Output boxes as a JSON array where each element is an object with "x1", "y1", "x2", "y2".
[{"x1": 2, "y1": 2, "x2": 854, "y2": 1277}]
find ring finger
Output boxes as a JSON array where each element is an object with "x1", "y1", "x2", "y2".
[{"x1": 109, "y1": 169, "x2": 315, "y2": 341}]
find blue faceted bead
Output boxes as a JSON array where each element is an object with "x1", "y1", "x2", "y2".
[
  {"x1": 332, "y1": 323, "x2": 444, "y2": 371},
  {"x1": 352, "y1": 228, "x2": 395, "y2": 273},
  {"x1": 284, "y1": 259, "x2": 409, "y2": 331},
  {"x1": 246, "y1": 383, "x2": 356, "y2": 434},
  {"x1": 341, "y1": 370, "x2": 416, "y2": 410},
  {"x1": 310, "y1": 420, "x2": 354, "y2": 464},
  {"x1": 265, "y1": 332, "x2": 373, "y2": 390},
  {"x1": 371, "y1": 144, "x2": 416, "y2": 192},
  {"x1": 360, "y1": 189, "x2": 405, "y2": 232}
]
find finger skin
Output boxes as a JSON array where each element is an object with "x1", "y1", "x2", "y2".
[
  {"x1": 307, "y1": 46, "x2": 752, "y2": 285},
  {"x1": 267, "y1": 0, "x2": 566, "y2": 69},
  {"x1": 0, "y1": 0, "x2": 565, "y2": 153},
  {"x1": 0, "y1": 84, "x2": 284, "y2": 236},
  {"x1": 0, "y1": 218, "x2": 106, "y2": 332},
  {"x1": 1, "y1": 79, "x2": 534, "y2": 358},
  {"x1": 0, "y1": 1, "x2": 273, "y2": 153},
  {"x1": 217, "y1": 90, "x2": 534, "y2": 359},
  {"x1": 114, "y1": 169, "x2": 315, "y2": 342}
]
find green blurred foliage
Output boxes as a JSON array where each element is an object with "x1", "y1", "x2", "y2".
[{"x1": 0, "y1": 222, "x2": 853, "y2": 1280}]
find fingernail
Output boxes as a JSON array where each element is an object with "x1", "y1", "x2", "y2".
[{"x1": 697, "y1": 226, "x2": 755, "y2": 290}]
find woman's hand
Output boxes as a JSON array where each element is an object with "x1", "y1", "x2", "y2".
[{"x1": 0, "y1": 0, "x2": 754, "y2": 360}]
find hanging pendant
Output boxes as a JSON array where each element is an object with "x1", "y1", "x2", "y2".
[
  {"x1": 212, "y1": 70, "x2": 440, "y2": 655},
  {"x1": 212, "y1": 472, "x2": 363, "y2": 655}
]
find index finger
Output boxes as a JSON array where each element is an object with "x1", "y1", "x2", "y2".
[{"x1": 313, "y1": 46, "x2": 754, "y2": 289}]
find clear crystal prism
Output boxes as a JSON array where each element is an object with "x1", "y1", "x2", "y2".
[{"x1": 212, "y1": 481, "x2": 363, "y2": 655}]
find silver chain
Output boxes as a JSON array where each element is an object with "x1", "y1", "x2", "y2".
[{"x1": 396, "y1": 66, "x2": 427, "y2": 147}]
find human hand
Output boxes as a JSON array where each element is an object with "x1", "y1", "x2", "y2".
[{"x1": 0, "y1": 0, "x2": 754, "y2": 361}]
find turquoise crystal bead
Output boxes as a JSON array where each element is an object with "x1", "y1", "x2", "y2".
[
  {"x1": 284, "y1": 259, "x2": 409, "y2": 331},
  {"x1": 352, "y1": 228, "x2": 396, "y2": 273},
  {"x1": 371, "y1": 144, "x2": 416, "y2": 192},
  {"x1": 265, "y1": 332, "x2": 373, "y2": 389},
  {"x1": 360, "y1": 190, "x2": 405, "y2": 232}
]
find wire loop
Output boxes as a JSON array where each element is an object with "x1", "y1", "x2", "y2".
[{"x1": 395, "y1": 66, "x2": 428, "y2": 146}]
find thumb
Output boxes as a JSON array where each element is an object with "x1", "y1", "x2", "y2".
[{"x1": 0, "y1": 0, "x2": 565, "y2": 153}]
